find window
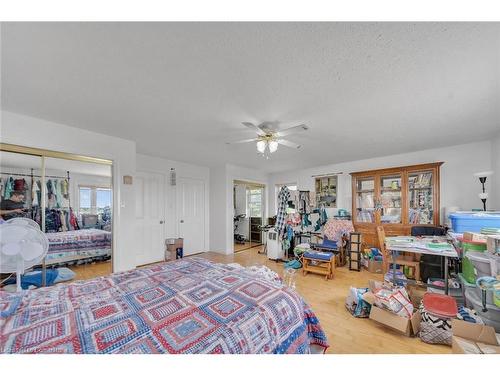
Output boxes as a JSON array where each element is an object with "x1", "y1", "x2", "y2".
[
  {"x1": 247, "y1": 188, "x2": 263, "y2": 218},
  {"x1": 79, "y1": 186, "x2": 112, "y2": 215}
]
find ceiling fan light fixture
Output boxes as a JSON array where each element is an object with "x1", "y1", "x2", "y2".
[
  {"x1": 256, "y1": 140, "x2": 266, "y2": 153},
  {"x1": 268, "y1": 140, "x2": 278, "y2": 153}
]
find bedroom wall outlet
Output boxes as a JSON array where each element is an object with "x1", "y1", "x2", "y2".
[{"x1": 123, "y1": 175, "x2": 133, "y2": 185}]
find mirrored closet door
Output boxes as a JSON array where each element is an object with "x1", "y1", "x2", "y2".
[
  {"x1": 233, "y1": 180, "x2": 265, "y2": 253},
  {"x1": 0, "y1": 144, "x2": 113, "y2": 290}
]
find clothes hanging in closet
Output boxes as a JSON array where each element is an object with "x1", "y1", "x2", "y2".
[{"x1": 3, "y1": 177, "x2": 14, "y2": 199}]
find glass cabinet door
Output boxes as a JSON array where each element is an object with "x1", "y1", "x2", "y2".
[
  {"x1": 408, "y1": 170, "x2": 434, "y2": 224},
  {"x1": 379, "y1": 174, "x2": 402, "y2": 224},
  {"x1": 355, "y1": 177, "x2": 375, "y2": 223}
]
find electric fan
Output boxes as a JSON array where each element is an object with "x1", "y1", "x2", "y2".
[
  {"x1": 6, "y1": 217, "x2": 41, "y2": 229},
  {"x1": 0, "y1": 222, "x2": 49, "y2": 291}
]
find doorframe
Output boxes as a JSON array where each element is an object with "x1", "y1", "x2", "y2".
[
  {"x1": 176, "y1": 176, "x2": 207, "y2": 255},
  {"x1": 231, "y1": 179, "x2": 267, "y2": 254}
]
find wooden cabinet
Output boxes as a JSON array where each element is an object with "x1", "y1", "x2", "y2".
[{"x1": 351, "y1": 162, "x2": 443, "y2": 248}]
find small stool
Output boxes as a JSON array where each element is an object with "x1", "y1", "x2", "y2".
[{"x1": 301, "y1": 251, "x2": 336, "y2": 280}]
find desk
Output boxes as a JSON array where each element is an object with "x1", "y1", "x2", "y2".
[{"x1": 386, "y1": 237, "x2": 459, "y2": 295}]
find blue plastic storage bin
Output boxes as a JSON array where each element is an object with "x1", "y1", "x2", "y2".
[{"x1": 449, "y1": 212, "x2": 500, "y2": 233}]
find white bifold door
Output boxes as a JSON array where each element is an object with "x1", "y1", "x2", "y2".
[
  {"x1": 135, "y1": 172, "x2": 206, "y2": 265},
  {"x1": 176, "y1": 177, "x2": 205, "y2": 256},
  {"x1": 135, "y1": 171, "x2": 166, "y2": 265}
]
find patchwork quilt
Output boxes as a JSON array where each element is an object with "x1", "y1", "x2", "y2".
[
  {"x1": 45, "y1": 229, "x2": 112, "y2": 261},
  {"x1": 0, "y1": 257, "x2": 328, "y2": 354}
]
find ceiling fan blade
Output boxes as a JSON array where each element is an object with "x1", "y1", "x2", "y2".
[
  {"x1": 226, "y1": 138, "x2": 259, "y2": 145},
  {"x1": 277, "y1": 139, "x2": 302, "y2": 149},
  {"x1": 242, "y1": 122, "x2": 266, "y2": 136},
  {"x1": 275, "y1": 124, "x2": 308, "y2": 137},
  {"x1": 258, "y1": 121, "x2": 280, "y2": 134}
]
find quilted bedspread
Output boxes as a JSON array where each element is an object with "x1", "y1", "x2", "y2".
[
  {"x1": 0, "y1": 257, "x2": 328, "y2": 354},
  {"x1": 46, "y1": 229, "x2": 112, "y2": 260}
]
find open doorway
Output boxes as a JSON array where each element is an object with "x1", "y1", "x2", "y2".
[{"x1": 233, "y1": 180, "x2": 265, "y2": 252}]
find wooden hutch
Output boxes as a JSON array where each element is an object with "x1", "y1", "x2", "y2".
[{"x1": 350, "y1": 162, "x2": 443, "y2": 248}]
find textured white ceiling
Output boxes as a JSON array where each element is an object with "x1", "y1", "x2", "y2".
[{"x1": 1, "y1": 22, "x2": 499, "y2": 172}]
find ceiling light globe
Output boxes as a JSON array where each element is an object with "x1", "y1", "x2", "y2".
[
  {"x1": 269, "y1": 140, "x2": 279, "y2": 153},
  {"x1": 256, "y1": 140, "x2": 266, "y2": 153}
]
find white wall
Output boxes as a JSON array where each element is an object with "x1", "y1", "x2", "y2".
[
  {"x1": 492, "y1": 134, "x2": 500, "y2": 209},
  {"x1": 269, "y1": 140, "x2": 496, "y2": 222},
  {"x1": 1, "y1": 110, "x2": 137, "y2": 272},
  {"x1": 209, "y1": 165, "x2": 228, "y2": 253},
  {"x1": 136, "y1": 154, "x2": 210, "y2": 255}
]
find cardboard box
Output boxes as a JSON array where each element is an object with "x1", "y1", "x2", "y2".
[
  {"x1": 451, "y1": 319, "x2": 500, "y2": 354},
  {"x1": 362, "y1": 279, "x2": 421, "y2": 337},
  {"x1": 369, "y1": 305, "x2": 421, "y2": 337},
  {"x1": 463, "y1": 232, "x2": 488, "y2": 243},
  {"x1": 407, "y1": 285, "x2": 426, "y2": 307},
  {"x1": 365, "y1": 259, "x2": 383, "y2": 273}
]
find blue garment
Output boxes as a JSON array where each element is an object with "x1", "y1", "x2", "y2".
[{"x1": 4, "y1": 269, "x2": 59, "y2": 289}]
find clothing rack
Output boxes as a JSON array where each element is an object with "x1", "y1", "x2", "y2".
[
  {"x1": 0, "y1": 170, "x2": 70, "y2": 180},
  {"x1": 2, "y1": 169, "x2": 71, "y2": 206}
]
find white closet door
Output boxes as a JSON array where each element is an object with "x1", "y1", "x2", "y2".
[
  {"x1": 135, "y1": 171, "x2": 166, "y2": 265},
  {"x1": 176, "y1": 177, "x2": 205, "y2": 256}
]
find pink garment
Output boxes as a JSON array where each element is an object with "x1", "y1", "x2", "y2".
[{"x1": 323, "y1": 218, "x2": 354, "y2": 246}]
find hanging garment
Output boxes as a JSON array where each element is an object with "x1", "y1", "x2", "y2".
[
  {"x1": 3, "y1": 177, "x2": 14, "y2": 199},
  {"x1": 309, "y1": 191, "x2": 316, "y2": 209},
  {"x1": 13, "y1": 178, "x2": 26, "y2": 191},
  {"x1": 287, "y1": 212, "x2": 302, "y2": 226},
  {"x1": 320, "y1": 207, "x2": 328, "y2": 226},
  {"x1": 61, "y1": 178, "x2": 69, "y2": 198},
  {"x1": 298, "y1": 191, "x2": 311, "y2": 214},
  {"x1": 69, "y1": 208, "x2": 80, "y2": 230},
  {"x1": 54, "y1": 180, "x2": 62, "y2": 208},
  {"x1": 32, "y1": 179, "x2": 40, "y2": 206},
  {"x1": 288, "y1": 190, "x2": 299, "y2": 210},
  {"x1": 276, "y1": 186, "x2": 291, "y2": 238},
  {"x1": 59, "y1": 210, "x2": 68, "y2": 231},
  {"x1": 47, "y1": 180, "x2": 57, "y2": 209}
]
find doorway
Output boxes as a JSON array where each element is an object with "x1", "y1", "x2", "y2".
[{"x1": 233, "y1": 180, "x2": 265, "y2": 252}]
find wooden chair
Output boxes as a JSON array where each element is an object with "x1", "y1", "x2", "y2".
[{"x1": 376, "y1": 226, "x2": 421, "y2": 282}]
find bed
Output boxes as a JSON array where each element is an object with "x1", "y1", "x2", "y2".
[
  {"x1": 45, "y1": 229, "x2": 112, "y2": 265},
  {"x1": 0, "y1": 257, "x2": 328, "y2": 354}
]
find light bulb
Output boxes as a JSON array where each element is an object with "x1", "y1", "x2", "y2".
[
  {"x1": 256, "y1": 140, "x2": 266, "y2": 153},
  {"x1": 268, "y1": 140, "x2": 279, "y2": 153}
]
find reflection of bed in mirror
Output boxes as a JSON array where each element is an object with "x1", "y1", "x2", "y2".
[{"x1": 45, "y1": 228, "x2": 112, "y2": 266}]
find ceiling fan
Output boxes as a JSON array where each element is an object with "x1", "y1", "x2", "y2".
[{"x1": 227, "y1": 121, "x2": 309, "y2": 158}]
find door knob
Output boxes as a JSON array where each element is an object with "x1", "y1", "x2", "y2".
[
  {"x1": 180, "y1": 220, "x2": 184, "y2": 223},
  {"x1": 159, "y1": 220, "x2": 164, "y2": 224}
]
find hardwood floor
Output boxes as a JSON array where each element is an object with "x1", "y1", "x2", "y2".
[
  {"x1": 69, "y1": 260, "x2": 112, "y2": 281},
  {"x1": 71, "y1": 247, "x2": 451, "y2": 354},
  {"x1": 234, "y1": 241, "x2": 261, "y2": 252}
]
